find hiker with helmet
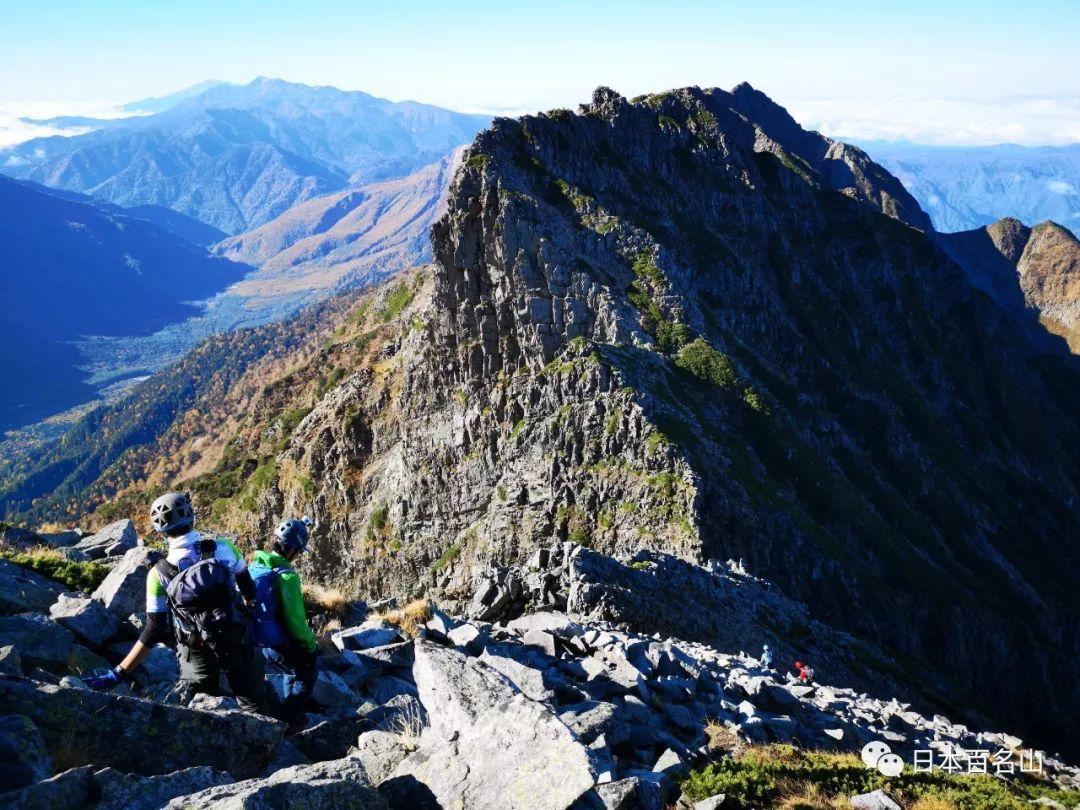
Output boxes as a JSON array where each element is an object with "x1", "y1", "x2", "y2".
[
  {"x1": 85, "y1": 492, "x2": 265, "y2": 712},
  {"x1": 250, "y1": 517, "x2": 319, "y2": 733}
]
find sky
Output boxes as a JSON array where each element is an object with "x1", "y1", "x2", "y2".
[{"x1": 2, "y1": 0, "x2": 1079, "y2": 146}]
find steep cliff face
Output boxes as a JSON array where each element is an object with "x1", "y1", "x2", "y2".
[
  {"x1": 7, "y1": 85, "x2": 1080, "y2": 754},
  {"x1": 290, "y1": 85, "x2": 1076, "y2": 753},
  {"x1": 941, "y1": 217, "x2": 1080, "y2": 353}
]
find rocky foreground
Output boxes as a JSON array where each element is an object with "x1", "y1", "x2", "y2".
[{"x1": 0, "y1": 521, "x2": 1077, "y2": 808}]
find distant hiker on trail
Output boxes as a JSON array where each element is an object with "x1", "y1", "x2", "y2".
[
  {"x1": 795, "y1": 660, "x2": 815, "y2": 683},
  {"x1": 85, "y1": 492, "x2": 266, "y2": 712},
  {"x1": 760, "y1": 643, "x2": 773, "y2": 669},
  {"x1": 250, "y1": 517, "x2": 319, "y2": 734}
]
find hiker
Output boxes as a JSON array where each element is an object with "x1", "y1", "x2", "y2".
[
  {"x1": 250, "y1": 517, "x2": 319, "y2": 733},
  {"x1": 795, "y1": 660, "x2": 815, "y2": 683},
  {"x1": 85, "y1": 492, "x2": 265, "y2": 712},
  {"x1": 760, "y1": 643, "x2": 773, "y2": 669}
]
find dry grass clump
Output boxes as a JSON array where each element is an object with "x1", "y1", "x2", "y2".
[
  {"x1": 385, "y1": 699, "x2": 425, "y2": 748},
  {"x1": 910, "y1": 797, "x2": 959, "y2": 810},
  {"x1": 373, "y1": 599, "x2": 433, "y2": 638},
  {"x1": 775, "y1": 785, "x2": 850, "y2": 809},
  {"x1": 703, "y1": 718, "x2": 740, "y2": 753},
  {"x1": 303, "y1": 583, "x2": 350, "y2": 617}
]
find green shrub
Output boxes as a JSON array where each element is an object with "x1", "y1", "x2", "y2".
[
  {"x1": 679, "y1": 745, "x2": 1075, "y2": 809},
  {"x1": 676, "y1": 338, "x2": 737, "y2": 388},
  {"x1": 465, "y1": 153, "x2": 490, "y2": 170},
  {"x1": 646, "y1": 432, "x2": 669, "y2": 453},
  {"x1": 567, "y1": 526, "x2": 591, "y2": 546},
  {"x1": 380, "y1": 282, "x2": 414, "y2": 322},
  {"x1": 0, "y1": 550, "x2": 110, "y2": 592},
  {"x1": 509, "y1": 419, "x2": 526, "y2": 440},
  {"x1": 431, "y1": 543, "x2": 460, "y2": 573},
  {"x1": 743, "y1": 386, "x2": 769, "y2": 414},
  {"x1": 278, "y1": 407, "x2": 312, "y2": 435},
  {"x1": 371, "y1": 503, "x2": 389, "y2": 531}
]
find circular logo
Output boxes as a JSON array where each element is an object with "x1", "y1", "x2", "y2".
[
  {"x1": 877, "y1": 752, "x2": 904, "y2": 777},
  {"x1": 861, "y1": 741, "x2": 891, "y2": 769}
]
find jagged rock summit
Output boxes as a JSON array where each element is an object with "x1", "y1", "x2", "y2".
[{"x1": 942, "y1": 216, "x2": 1080, "y2": 352}]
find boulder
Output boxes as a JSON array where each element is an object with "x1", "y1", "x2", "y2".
[
  {"x1": 258, "y1": 738, "x2": 310, "y2": 777},
  {"x1": 447, "y1": 621, "x2": 485, "y2": 653},
  {"x1": 408, "y1": 640, "x2": 517, "y2": 738},
  {"x1": 591, "y1": 776, "x2": 665, "y2": 809},
  {"x1": 0, "y1": 676, "x2": 282, "y2": 778},
  {"x1": 291, "y1": 717, "x2": 367, "y2": 763},
  {"x1": 1, "y1": 765, "x2": 93, "y2": 809},
  {"x1": 311, "y1": 669, "x2": 358, "y2": 709},
  {"x1": 558, "y1": 701, "x2": 624, "y2": 745},
  {"x1": 134, "y1": 643, "x2": 179, "y2": 685},
  {"x1": 393, "y1": 643, "x2": 596, "y2": 809},
  {"x1": 49, "y1": 593, "x2": 119, "y2": 647},
  {"x1": 0, "y1": 644, "x2": 22, "y2": 676},
  {"x1": 850, "y1": 789, "x2": 902, "y2": 810},
  {"x1": 91, "y1": 765, "x2": 234, "y2": 810},
  {"x1": 92, "y1": 547, "x2": 158, "y2": 619},
  {"x1": 65, "y1": 643, "x2": 110, "y2": 677},
  {"x1": 694, "y1": 795, "x2": 732, "y2": 810},
  {"x1": 355, "y1": 729, "x2": 412, "y2": 785},
  {"x1": 0, "y1": 713, "x2": 52, "y2": 792},
  {"x1": 163, "y1": 756, "x2": 387, "y2": 809},
  {"x1": 480, "y1": 648, "x2": 555, "y2": 702},
  {"x1": 0, "y1": 560, "x2": 64, "y2": 615},
  {"x1": 0, "y1": 612, "x2": 74, "y2": 669},
  {"x1": 332, "y1": 622, "x2": 403, "y2": 652},
  {"x1": 363, "y1": 674, "x2": 418, "y2": 704},
  {"x1": 65, "y1": 520, "x2": 137, "y2": 561}
]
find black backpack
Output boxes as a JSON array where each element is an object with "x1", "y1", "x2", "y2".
[{"x1": 155, "y1": 538, "x2": 243, "y2": 654}]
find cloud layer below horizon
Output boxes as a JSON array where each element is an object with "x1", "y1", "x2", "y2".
[{"x1": 2, "y1": 93, "x2": 1079, "y2": 150}]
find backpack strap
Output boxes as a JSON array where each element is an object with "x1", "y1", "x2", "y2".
[
  {"x1": 196, "y1": 538, "x2": 217, "y2": 560},
  {"x1": 154, "y1": 557, "x2": 179, "y2": 583}
]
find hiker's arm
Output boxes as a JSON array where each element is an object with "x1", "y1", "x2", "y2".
[
  {"x1": 117, "y1": 611, "x2": 170, "y2": 675},
  {"x1": 278, "y1": 570, "x2": 318, "y2": 653}
]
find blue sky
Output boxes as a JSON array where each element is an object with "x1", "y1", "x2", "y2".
[{"x1": 2, "y1": 0, "x2": 1079, "y2": 144}]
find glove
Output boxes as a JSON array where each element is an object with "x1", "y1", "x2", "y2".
[{"x1": 84, "y1": 667, "x2": 124, "y2": 691}]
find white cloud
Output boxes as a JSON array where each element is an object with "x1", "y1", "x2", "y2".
[
  {"x1": 787, "y1": 95, "x2": 1080, "y2": 147},
  {"x1": 0, "y1": 100, "x2": 135, "y2": 148},
  {"x1": 1048, "y1": 180, "x2": 1076, "y2": 195}
]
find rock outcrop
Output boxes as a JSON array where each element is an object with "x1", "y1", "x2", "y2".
[
  {"x1": 0, "y1": 678, "x2": 282, "y2": 778},
  {"x1": 942, "y1": 217, "x2": 1080, "y2": 353}
]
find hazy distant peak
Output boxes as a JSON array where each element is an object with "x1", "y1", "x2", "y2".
[{"x1": 122, "y1": 79, "x2": 228, "y2": 113}]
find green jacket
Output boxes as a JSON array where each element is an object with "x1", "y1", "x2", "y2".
[{"x1": 251, "y1": 549, "x2": 317, "y2": 653}]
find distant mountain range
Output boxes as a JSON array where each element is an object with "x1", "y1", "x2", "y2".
[
  {"x1": 0, "y1": 175, "x2": 246, "y2": 432},
  {"x1": 1, "y1": 78, "x2": 489, "y2": 234},
  {"x1": 861, "y1": 141, "x2": 1080, "y2": 232},
  {"x1": 214, "y1": 148, "x2": 460, "y2": 311}
]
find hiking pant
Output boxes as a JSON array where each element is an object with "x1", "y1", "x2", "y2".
[
  {"x1": 261, "y1": 639, "x2": 317, "y2": 723},
  {"x1": 177, "y1": 625, "x2": 266, "y2": 714}
]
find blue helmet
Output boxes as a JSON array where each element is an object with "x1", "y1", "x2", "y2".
[{"x1": 274, "y1": 517, "x2": 311, "y2": 552}]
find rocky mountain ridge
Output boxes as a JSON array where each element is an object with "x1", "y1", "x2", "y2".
[{"x1": 3, "y1": 83, "x2": 1079, "y2": 760}]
